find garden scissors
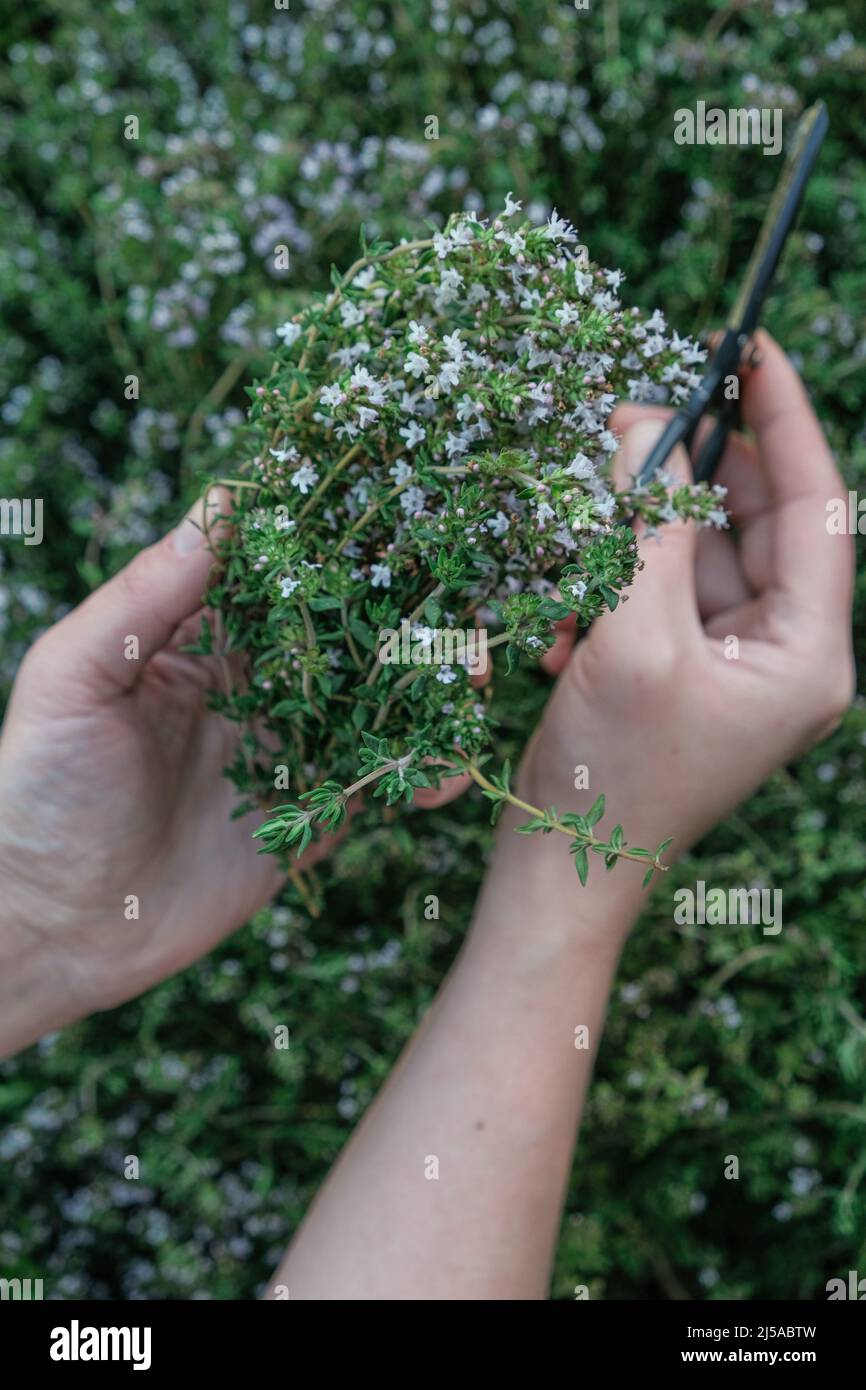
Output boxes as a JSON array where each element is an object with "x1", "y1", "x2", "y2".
[{"x1": 636, "y1": 100, "x2": 829, "y2": 487}]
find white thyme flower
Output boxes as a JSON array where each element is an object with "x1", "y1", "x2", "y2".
[
  {"x1": 276, "y1": 321, "x2": 302, "y2": 346},
  {"x1": 432, "y1": 267, "x2": 464, "y2": 307},
  {"x1": 489, "y1": 510, "x2": 510, "y2": 538},
  {"x1": 503, "y1": 191, "x2": 523, "y2": 216},
  {"x1": 349, "y1": 365, "x2": 377, "y2": 391},
  {"x1": 436, "y1": 664, "x2": 457, "y2": 684},
  {"x1": 564, "y1": 452, "x2": 595, "y2": 478},
  {"x1": 410, "y1": 624, "x2": 435, "y2": 648},
  {"x1": 339, "y1": 300, "x2": 365, "y2": 328},
  {"x1": 400, "y1": 485, "x2": 427, "y2": 515},
  {"x1": 438, "y1": 360, "x2": 461, "y2": 392},
  {"x1": 681, "y1": 342, "x2": 708, "y2": 366},
  {"x1": 405, "y1": 351, "x2": 428, "y2": 379},
  {"x1": 545, "y1": 209, "x2": 577, "y2": 243},
  {"x1": 642, "y1": 333, "x2": 667, "y2": 358},
  {"x1": 370, "y1": 563, "x2": 392, "y2": 589},
  {"x1": 319, "y1": 383, "x2": 345, "y2": 409},
  {"x1": 279, "y1": 575, "x2": 300, "y2": 598},
  {"x1": 407, "y1": 320, "x2": 428, "y2": 346},
  {"x1": 456, "y1": 394, "x2": 484, "y2": 423},
  {"x1": 290, "y1": 461, "x2": 318, "y2": 494},
  {"x1": 442, "y1": 330, "x2": 465, "y2": 362},
  {"x1": 449, "y1": 219, "x2": 477, "y2": 247},
  {"x1": 399, "y1": 420, "x2": 426, "y2": 449},
  {"x1": 554, "y1": 302, "x2": 581, "y2": 327},
  {"x1": 389, "y1": 459, "x2": 413, "y2": 485},
  {"x1": 592, "y1": 290, "x2": 619, "y2": 312}
]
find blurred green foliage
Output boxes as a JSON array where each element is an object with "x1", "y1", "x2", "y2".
[{"x1": 1, "y1": 0, "x2": 865, "y2": 1300}]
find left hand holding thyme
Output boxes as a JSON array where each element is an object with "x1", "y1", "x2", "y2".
[{"x1": 0, "y1": 491, "x2": 329, "y2": 1057}]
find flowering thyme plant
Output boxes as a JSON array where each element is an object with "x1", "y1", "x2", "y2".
[{"x1": 204, "y1": 200, "x2": 727, "y2": 884}]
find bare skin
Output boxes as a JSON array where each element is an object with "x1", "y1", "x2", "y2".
[{"x1": 267, "y1": 332, "x2": 854, "y2": 1299}]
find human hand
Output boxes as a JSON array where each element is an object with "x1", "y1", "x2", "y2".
[
  {"x1": 0, "y1": 491, "x2": 337, "y2": 1051},
  {"x1": 518, "y1": 331, "x2": 855, "y2": 910}
]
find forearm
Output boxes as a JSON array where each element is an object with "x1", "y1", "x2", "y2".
[{"x1": 269, "y1": 803, "x2": 644, "y2": 1300}]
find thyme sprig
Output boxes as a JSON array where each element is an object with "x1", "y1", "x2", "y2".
[
  {"x1": 461, "y1": 758, "x2": 671, "y2": 888},
  {"x1": 204, "y1": 202, "x2": 727, "y2": 885}
]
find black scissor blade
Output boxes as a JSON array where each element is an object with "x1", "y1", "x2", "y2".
[{"x1": 729, "y1": 100, "x2": 829, "y2": 338}]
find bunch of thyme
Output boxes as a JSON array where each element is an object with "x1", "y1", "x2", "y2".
[{"x1": 203, "y1": 199, "x2": 727, "y2": 885}]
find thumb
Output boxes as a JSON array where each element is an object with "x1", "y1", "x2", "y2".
[
  {"x1": 40, "y1": 488, "x2": 232, "y2": 698},
  {"x1": 592, "y1": 419, "x2": 701, "y2": 655}
]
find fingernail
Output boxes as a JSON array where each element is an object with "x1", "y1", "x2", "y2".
[
  {"x1": 173, "y1": 496, "x2": 207, "y2": 555},
  {"x1": 624, "y1": 419, "x2": 691, "y2": 483},
  {"x1": 173, "y1": 487, "x2": 231, "y2": 555},
  {"x1": 622, "y1": 419, "x2": 667, "y2": 461},
  {"x1": 622, "y1": 417, "x2": 670, "y2": 472}
]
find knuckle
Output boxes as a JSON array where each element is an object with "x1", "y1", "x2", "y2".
[{"x1": 627, "y1": 639, "x2": 680, "y2": 687}]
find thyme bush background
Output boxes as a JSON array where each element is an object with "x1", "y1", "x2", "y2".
[{"x1": 1, "y1": 0, "x2": 865, "y2": 1299}]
